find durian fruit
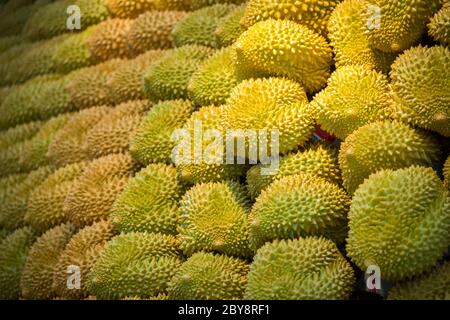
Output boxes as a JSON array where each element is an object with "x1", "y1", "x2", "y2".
[
  {"x1": 168, "y1": 252, "x2": 249, "y2": 299},
  {"x1": 223, "y1": 77, "x2": 315, "y2": 156},
  {"x1": 313, "y1": 65, "x2": 393, "y2": 140},
  {"x1": 241, "y1": 0, "x2": 341, "y2": 37},
  {"x1": 245, "y1": 237, "x2": 356, "y2": 299},
  {"x1": 52, "y1": 26, "x2": 97, "y2": 74},
  {"x1": 214, "y1": 4, "x2": 246, "y2": 48},
  {"x1": 190, "y1": 0, "x2": 245, "y2": 10},
  {"x1": 429, "y1": 2, "x2": 450, "y2": 45},
  {"x1": 87, "y1": 18, "x2": 133, "y2": 62},
  {"x1": 0, "y1": 227, "x2": 36, "y2": 299},
  {"x1": 444, "y1": 155, "x2": 450, "y2": 190},
  {"x1": 85, "y1": 100, "x2": 152, "y2": 159},
  {"x1": 24, "y1": 162, "x2": 87, "y2": 233},
  {"x1": 0, "y1": 42, "x2": 34, "y2": 86},
  {"x1": 172, "y1": 4, "x2": 235, "y2": 47},
  {"x1": 143, "y1": 45, "x2": 213, "y2": 101},
  {"x1": 347, "y1": 166, "x2": 450, "y2": 281},
  {"x1": 0, "y1": 121, "x2": 42, "y2": 152},
  {"x1": 154, "y1": 0, "x2": 193, "y2": 11},
  {"x1": 365, "y1": 0, "x2": 443, "y2": 53},
  {"x1": 339, "y1": 121, "x2": 442, "y2": 195},
  {"x1": 178, "y1": 181, "x2": 252, "y2": 258},
  {"x1": 327, "y1": 0, "x2": 398, "y2": 74},
  {"x1": 0, "y1": 229, "x2": 10, "y2": 242},
  {"x1": 67, "y1": 59, "x2": 125, "y2": 109},
  {"x1": 390, "y1": 45, "x2": 450, "y2": 137},
  {"x1": 87, "y1": 232, "x2": 183, "y2": 299},
  {"x1": 47, "y1": 106, "x2": 110, "y2": 168},
  {"x1": 175, "y1": 105, "x2": 249, "y2": 184},
  {"x1": 247, "y1": 142, "x2": 341, "y2": 200},
  {"x1": 188, "y1": 46, "x2": 239, "y2": 106},
  {"x1": 0, "y1": 4, "x2": 34, "y2": 37},
  {"x1": 64, "y1": 153, "x2": 137, "y2": 228},
  {"x1": 52, "y1": 220, "x2": 115, "y2": 300},
  {"x1": 0, "y1": 166, "x2": 54, "y2": 231},
  {"x1": 389, "y1": 261, "x2": 450, "y2": 300},
  {"x1": 104, "y1": 0, "x2": 156, "y2": 18},
  {"x1": 112, "y1": 163, "x2": 183, "y2": 234},
  {"x1": 20, "y1": 223, "x2": 77, "y2": 300},
  {"x1": 0, "y1": 35, "x2": 23, "y2": 55},
  {"x1": 249, "y1": 174, "x2": 350, "y2": 250},
  {"x1": 127, "y1": 11, "x2": 187, "y2": 55},
  {"x1": 107, "y1": 49, "x2": 166, "y2": 104},
  {"x1": 234, "y1": 19, "x2": 332, "y2": 93},
  {"x1": 130, "y1": 99, "x2": 194, "y2": 165}
]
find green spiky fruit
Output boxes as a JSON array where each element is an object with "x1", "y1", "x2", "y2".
[
  {"x1": 0, "y1": 4, "x2": 34, "y2": 38},
  {"x1": 339, "y1": 121, "x2": 442, "y2": 195},
  {"x1": 347, "y1": 166, "x2": 450, "y2": 281},
  {"x1": 234, "y1": 19, "x2": 332, "y2": 93},
  {"x1": 87, "y1": 232, "x2": 183, "y2": 299},
  {"x1": 87, "y1": 18, "x2": 133, "y2": 62},
  {"x1": 178, "y1": 181, "x2": 252, "y2": 258},
  {"x1": 0, "y1": 42, "x2": 34, "y2": 86},
  {"x1": 190, "y1": 0, "x2": 245, "y2": 10},
  {"x1": 127, "y1": 11, "x2": 187, "y2": 55},
  {"x1": 104, "y1": 0, "x2": 156, "y2": 18},
  {"x1": 67, "y1": 59, "x2": 125, "y2": 109},
  {"x1": 366, "y1": 0, "x2": 443, "y2": 52},
  {"x1": 0, "y1": 229, "x2": 10, "y2": 242},
  {"x1": 172, "y1": 4, "x2": 235, "y2": 47},
  {"x1": 130, "y1": 99, "x2": 194, "y2": 165},
  {"x1": 85, "y1": 100, "x2": 152, "y2": 159},
  {"x1": 52, "y1": 220, "x2": 115, "y2": 300},
  {"x1": 0, "y1": 166, "x2": 54, "y2": 231},
  {"x1": 429, "y1": 2, "x2": 450, "y2": 45},
  {"x1": 168, "y1": 252, "x2": 249, "y2": 300},
  {"x1": 107, "y1": 50, "x2": 166, "y2": 104},
  {"x1": 245, "y1": 237, "x2": 356, "y2": 299},
  {"x1": 389, "y1": 261, "x2": 450, "y2": 300},
  {"x1": 241, "y1": 0, "x2": 341, "y2": 37},
  {"x1": 25, "y1": 162, "x2": 87, "y2": 233},
  {"x1": 249, "y1": 174, "x2": 350, "y2": 250},
  {"x1": 0, "y1": 35, "x2": 23, "y2": 55},
  {"x1": 0, "y1": 227, "x2": 36, "y2": 299},
  {"x1": 20, "y1": 223, "x2": 76, "y2": 300},
  {"x1": 112, "y1": 164, "x2": 183, "y2": 234},
  {"x1": 0, "y1": 121, "x2": 42, "y2": 152},
  {"x1": 247, "y1": 142, "x2": 341, "y2": 199},
  {"x1": 223, "y1": 77, "x2": 315, "y2": 155},
  {"x1": 390, "y1": 45, "x2": 450, "y2": 137},
  {"x1": 214, "y1": 4, "x2": 246, "y2": 47},
  {"x1": 144, "y1": 45, "x2": 213, "y2": 101},
  {"x1": 327, "y1": 0, "x2": 398, "y2": 74},
  {"x1": 444, "y1": 155, "x2": 450, "y2": 190},
  {"x1": 47, "y1": 106, "x2": 110, "y2": 168},
  {"x1": 188, "y1": 47, "x2": 239, "y2": 106},
  {"x1": 64, "y1": 153, "x2": 137, "y2": 228},
  {"x1": 313, "y1": 65, "x2": 393, "y2": 140},
  {"x1": 175, "y1": 105, "x2": 249, "y2": 184}
]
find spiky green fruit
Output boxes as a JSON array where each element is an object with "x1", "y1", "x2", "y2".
[
  {"x1": 389, "y1": 261, "x2": 450, "y2": 300},
  {"x1": 25, "y1": 162, "x2": 87, "y2": 233},
  {"x1": 390, "y1": 45, "x2": 450, "y2": 137},
  {"x1": 339, "y1": 121, "x2": 442, "y2": 195},
  {"x1": 214, "y1": 4, "x2": 246, "y2": 47},
  {"x1": 190, "y1": 0, "x2": 245, "y2": 10},
  {"x1": 347, "y1": 166, "x2": 450, "y2": 281},
  {"x1": 313, "y1": 65, "x2": 393, "y2": 140},
  {"x1": 20, "y1": 223, "x2": 77, "y2": 300},
  {"x1": 105, "y1": 0, "x2": 155, "y2": 18},
  {"x1": 366, "y1": 0, "x2": 442, "y2": 52},
  {"x1": 245, "y1": 237, "x2": 356, "y2": 299},
  {"x1": 130, "y1": 100, "x2": 194, "y2": 165},
  {"x1": 52, "y1": 220, "x2": 115, "y2": 300},
  {"x1": 64, "y1": 153, "x2": 137, "y2": 228},
  {"x1": 85, "y1": 100, "x2": 152, "y2": 159},
  {"x1": 0, "y1": 227, "x2": 36, "y2": 299},
  {"x1": 127, "y1": 11, "x2": 187, "y2": 55},
  {"x1": 188, "y1": 47, "x2": 239, "y2": 106},
  {"x1": 444, "y1": 155, "x2": 450, "y2": 190},
  {"x1": 0, "y1": 35, "x2": 23, "y2": 55},
  {"x1": 178, "y1": 181, "x2": 252, "y2": 258},
  {"x1": 144, "y1": 45, "x2": 213, "y2": 101},
  {"x1": 241, "y1": 0, "x2": 341, "y2": 37},
  {"x1": 88, "y1": 232, "x2": 183, "y2": 299},
  {"x1": 247, "y1": 142, "x2": 341, "y2": 199},
  {"x1": 327, "y1": 0, "x2": 398, "y2": 74},
  {"x1": 112, "y1": 164, "x2": 183, "y2": 234},
  {"x1": 429, "y1": 2, "x2": 450, "y2": 45},
  {"x1": 172, "y1": 4, "x2": 235, "y2": 47},
  {"x1": 168, "y1": 252, "x2": 249, "y2": 300},
  {"x1": 0, "y1": 121, "x2": 42, "y2": 152},
  {"x1": 223, "y1": 77, "x2": 315, "y2": 155},
  {"x1": 234, "y1": 19, "x2": 332, "y2": 93}
]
